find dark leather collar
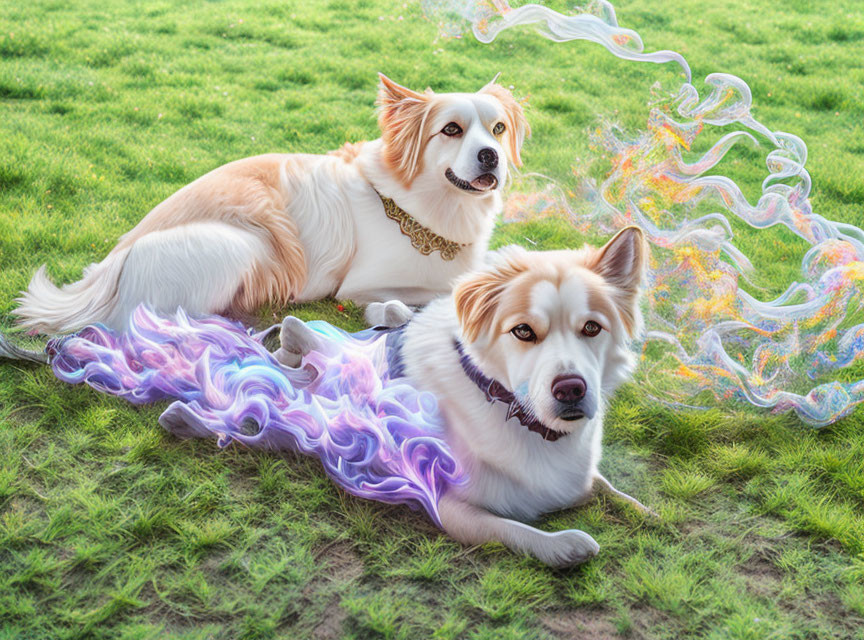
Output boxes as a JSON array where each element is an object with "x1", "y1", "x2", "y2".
[{"x1": 454, "y1": 340, "x2": 565, "y2": 442}]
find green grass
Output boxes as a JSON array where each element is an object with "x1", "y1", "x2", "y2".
[{"x1": 1, "y1": 0, "x2": 864, "y2": 637}]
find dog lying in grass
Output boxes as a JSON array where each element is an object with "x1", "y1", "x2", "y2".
[
  {"x1": 24, "y1": 227, "x2": 653, "y2": 566},
  {"x1": 275, "y1": 227, "x2": 655, "y2": 566},
  {"x1": 15, "y1": 74, "x2": 528, "y2": 334}
]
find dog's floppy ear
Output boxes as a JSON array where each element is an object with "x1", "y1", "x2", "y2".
[
  {"x1": 377, "y1": 73, "x2": 436, "y2": 187},
  {"x1": 453, "y1": 246, "x2": 529, "y2": 342},
  {"x1": 478, "y1": 80, "x2": 530, "y2": 168},
  {"x1": 588, "y1": 226, "x2": 647, "y2": 336}
]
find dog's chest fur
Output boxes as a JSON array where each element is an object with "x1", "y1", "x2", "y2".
[
  {"x1": 336, "y1": 198, "x2": 491, "y2": 305},
  {"x1": 285, "y1": 141, "x2": 498, "y2": 305},
  {"x1": 401, "y1": 298, "x2": 602, "y2": 521}
]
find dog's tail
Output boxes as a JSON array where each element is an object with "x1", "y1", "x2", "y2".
[{"x1": 13, "y1": 247, "x2": 130, "y2": 335}]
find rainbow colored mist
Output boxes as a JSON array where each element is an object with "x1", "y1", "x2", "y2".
[
  {"x1": 424, "y1": 0, "x2": 864, "y2": 426},
  {"x1": 48, "y1": 307, "x2": 464, "y2": 526}
]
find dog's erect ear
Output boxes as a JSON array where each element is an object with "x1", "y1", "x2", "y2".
[
  {"x1": 478, "y1": 81, "x2": 530, "y2": 168},
  {"x1": 588, "y1": 226, "x2": 647, "y2": 335},
  {"x1": 591, "y1": 226, "x2": 647, "y2": 293},
  {"x1": 377, "y1": 73, "x2": 436, "y2": 187},
  {"x1": 453, "y1": 247, "x2": 528, "y2": 342},
  {"x1": 377, "y1": 73, "x2": 426, "y2": 105}
]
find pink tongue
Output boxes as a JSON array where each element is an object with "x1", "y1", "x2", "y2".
[{"x1": 470, "y1": 174, "x2": 498, "y2": 190}]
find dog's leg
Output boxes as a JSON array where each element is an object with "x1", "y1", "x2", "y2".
[
  {"x1": 103, "y1": 222, "x2": 274, "y2": 329},
  {"x1": 438, "y1": 495, "x2": 599, "y2": 567},
  {"x1": 364, "y1": 300, "x2": 414, "y2": 328},
  {"x1": 593, "y1": 474, "x2": 658, "y2": 517},
  {"x1": 272, "y1": 316, "x2": 324, "y2": 368}
]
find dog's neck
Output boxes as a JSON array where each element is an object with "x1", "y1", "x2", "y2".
[
  {"x1": 453, "y1": 339, "x2": 566, "y2": 442},
  {"x1": 374, "y1": 192, "x2": 467, "y2": 261},
  {"x1": 358, "y1": 139, "x2": 500, "y2": 246}
]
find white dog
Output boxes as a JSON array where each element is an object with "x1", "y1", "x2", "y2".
[
  {"x1": 15, "y1": 75, "x2": 528, "y2": 334},
  {"x1": 278, "y1": 227, "x2": 654, "y2": 566}
]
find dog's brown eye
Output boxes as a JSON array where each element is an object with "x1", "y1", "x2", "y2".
[
  {"x1": 510, "y1": 323, "x2": 536, "y2": 342},
  {"x1": 582, "y1": 321, "x2": 602, "y2": 337},
  {"x1": 492, "y1": 122, "x2": 505, "y2": 135},
  {"x1": 442, "y1": 122, "x2": 463, "y2": 137}
]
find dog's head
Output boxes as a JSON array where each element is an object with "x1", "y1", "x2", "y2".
[
  {"x1": 376, "y1": 73, "x2": 529, "y2": 193},
  {"x1": 453, "y1": 227, "x2": 646, "y2": 436}
]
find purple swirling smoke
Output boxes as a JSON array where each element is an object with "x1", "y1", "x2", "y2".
[{"x1": 47, "y1": 306, "x2": 464, "y2": 526}]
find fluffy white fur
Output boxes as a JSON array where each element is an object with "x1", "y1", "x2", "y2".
[
  {"x1": 281, "y1": 228, "x2": 654, "y2": 567},
  {"x1": 15, "y1": 75, "x2": 528, "y2": 334}
]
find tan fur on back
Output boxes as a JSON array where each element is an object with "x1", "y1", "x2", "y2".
[
  {"x1": 329, "y1": 142, "x2": 366, "y2": 163},
  {"x1": 115, "y1": 154, "x2": 308, "y2": 312}
]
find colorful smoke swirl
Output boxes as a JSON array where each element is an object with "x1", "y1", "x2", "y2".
[
  {"x1": 47, "y1": 307, "x2": 464, "y2": 526},
  {"x1": 423, "y1": 0, "x2": 864, "y2": 426}
]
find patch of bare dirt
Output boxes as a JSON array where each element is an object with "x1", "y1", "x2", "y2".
[
  {"x1": 303, "y1": 540, "x2": 365, "y2": 639},
  {"x1": 541, "y1": 609, "x2": 620, "y2": 639},
  {"x1": 731, "y1": 531, "x2": 864, "y2": 636},
  {"x1": 311, "y1": 540, "x2": 364, "y2": 587},
  {"x1": 311, "y1": 600, "x2": 348, "y2": 640},
  {"x1": 735, "y1": 545, "x2": 785, "y2": 599}
]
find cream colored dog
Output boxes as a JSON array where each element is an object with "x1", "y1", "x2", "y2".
[
  {"x1": 15, "y1": 75, "x2": 528, "y2": 334},
  {"x1": 279, "y1": 227, "x2": 654, "y2": 566}
]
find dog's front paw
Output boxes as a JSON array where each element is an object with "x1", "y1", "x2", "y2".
[
  {"x1": 534, "y1": 529, "x2": 599, "y2": 568},
  {"x1": 364, "y1": 301, "x2": 413, "y2": 328}
]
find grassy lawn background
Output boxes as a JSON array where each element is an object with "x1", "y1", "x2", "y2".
[{"x1": 1, "y1": 0, "x2": 864, "y2": 638}]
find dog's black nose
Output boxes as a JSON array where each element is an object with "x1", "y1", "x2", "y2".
[
  {"x1": 551, "y1": 375, "x2": 586, "y2": 405},
  {"x1": 477, "y1": 147, "x2": 498, "y2": 169}
]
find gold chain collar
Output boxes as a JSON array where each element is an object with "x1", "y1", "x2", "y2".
[{"x1": 376, "y1": 192, "x2": 466, "y2": 261}]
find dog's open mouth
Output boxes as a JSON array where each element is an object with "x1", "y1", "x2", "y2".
[
  {"x1": 445, "y1": 168, "x2": 498, "y2": 192},
  {"x1": 558, "y1": 411, "x2": 585, "y2": 422}
]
